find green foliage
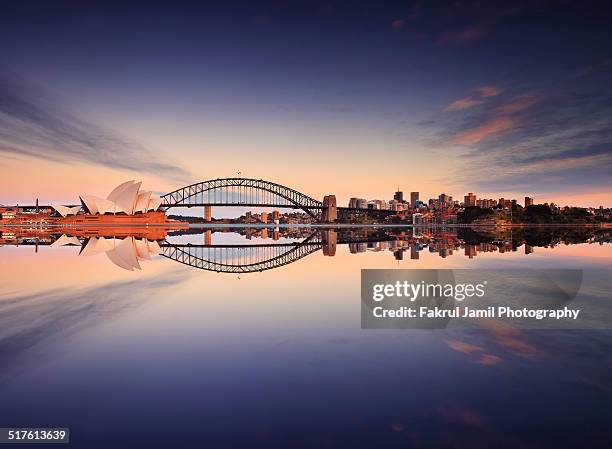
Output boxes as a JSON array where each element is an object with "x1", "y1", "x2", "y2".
[
  {"x1": 458, "y1": 206, "x2": 494, "y2": 223},
  {"x1": 523, "y1": 204, "x2": 553, "y2": 223}
]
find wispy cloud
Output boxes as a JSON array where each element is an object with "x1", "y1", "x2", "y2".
[
  {"x1": 424, "y1": 67, "x2": 612, "y2": 198},
  {"x1": 0, "y1": 70, "x2": 193, "y2": 183},
  {"x1": 445, "y1": 97, "x2": 484, "y2": 112},
  {"x1": 452, "y1": 116, "x2": 515, "y2": 144},
  {"x1": 496, "y1": 94, "x2": 543, "y2": 114},
  {"x1": 390, "y1": 19, "x2": 406, "y2": 30},
  {"x1": 474, "y1": 85, "x2": 502, "y2": 98},
  {"x1": 433, "y1": 1, "x2": 550, "y2": 46},
  {"x1": 438, "y1": 23, "x2": 490, "y2": 45},
  {"x1": 444, "y1": 85, "x2": 502, "y2": 112}
]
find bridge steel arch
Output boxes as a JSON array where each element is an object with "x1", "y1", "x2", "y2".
[{"x1": 161, "y1": 178, "x2": 323, "y2": 217}]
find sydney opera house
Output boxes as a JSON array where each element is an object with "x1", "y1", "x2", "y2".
[
  {"x1": 51, "y1": 181, "x2": 163, "y2": 218},
  {"x1": 0, "y1": 181, "x2": 185, "y2": 226}
]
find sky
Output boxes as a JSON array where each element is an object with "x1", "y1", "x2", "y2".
[{"x1": 0, "y1": 0, "x2": 611, "y2": 208}]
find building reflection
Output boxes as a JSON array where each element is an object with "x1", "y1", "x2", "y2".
[{"x1": 1, "y1": 226, "x2": 610, "y2": 272}]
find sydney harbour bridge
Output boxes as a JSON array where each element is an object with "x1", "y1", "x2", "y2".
[{"x1": 160, "y1": 177, "x2": 396, "y2": 222}]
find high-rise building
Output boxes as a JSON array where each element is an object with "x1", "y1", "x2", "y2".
[
  {"x1": 389, "y1": 200, "x2": 404, "y2": 212},
  {"x1": 410, "y1": 244, "x2": 419, "y2": 260},
  {"x1": 477, "y1": 198, "x2": 497, "y2": 208},
  {"x1": 439, "y1": 193, "x2": 450, "y2": 206},
  {"x1": 349, "y1": 197, "x2": 366, "y2": 208},
  {"x1": 465, "y1": 245, "x2": 477, "y2": 259},
  {"x1": 368, "y1": 199, "x2": 388, "y2": 210},
  {"x1": 394, "y1": 190, "x2": 403, "y2": 202},
  {"x1": 525, "y1": 196, "x2": 534, "y2": 207},
  {"x1": 464, "y1": 192, "x2": 477, "y2": 207},
  {"x1": 498, "y1": 198, "x2": 513, "y2": 208},
  {"x1": 410, "y1": 192, "x2": 419, "y2": 207}
]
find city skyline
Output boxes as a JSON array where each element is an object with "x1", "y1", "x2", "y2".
[{"x1": 1, "y1": 1, "x2": 611, "y2": 208}]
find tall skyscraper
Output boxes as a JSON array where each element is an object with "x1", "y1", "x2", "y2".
[
  {"x1": 410, "y1": 192, "x2": 419, "y2": 207},
  {"x1": 394, "y1": 189, "x2": 403, "y2": 202},
  {"x1": 464, "y1": 192, "x2": 477, "y2": 207},
  {"x1": 525, "y1": 196, "x2": 534, "y2": 207},
  {"x1": 410, "y1": 244, "x2": 419, "y2": 260}
]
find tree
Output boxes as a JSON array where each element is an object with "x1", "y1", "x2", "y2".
[{"x1": 458, "y1": 206, "x2": 494, "y2": 223}]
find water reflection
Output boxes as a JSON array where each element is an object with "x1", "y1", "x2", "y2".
[
  {"x1": 0, "y1": 268, "x2": 190, "y2": 382},
  {"x1": 0, "y1": 225, "x2": 610, "y2": 448},
  {"x1": 2, "y1": 225, "x2": 610, "y2": 272}
]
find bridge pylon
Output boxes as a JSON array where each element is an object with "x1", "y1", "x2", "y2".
[
  {"x1": 322, "y1": 229, "x2": 337, "y2": 256},
  {"x1": 322, "y1": 195, "x2": 337, "y2": 223}
]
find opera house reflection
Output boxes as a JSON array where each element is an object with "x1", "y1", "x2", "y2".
[{"x1": 1, "y1": 225, "x2": 610, "y2": 272}]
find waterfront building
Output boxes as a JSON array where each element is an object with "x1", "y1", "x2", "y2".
[
  {"x1": 477, "y1": 198, "x2": 497, "y2": 208},
  {"x1": 367, "y1": 199, "x2": 388, "y2": 210},
  {"x1": 525, "y1": 196, "x2": 534, "y2": 207},
  {"x1": 349, "y1": 197, "x2": 367, "y2": 208},
  {"x1": 410, "y1": 244, "x2": 419, "y2": 260},
  {"x1": 75, "y1": 181, "x2": 162, "y2": 216},
  {"x1": 464, "y1": 192, "x2": 477, "y2": 207},
  {"x1": 389, "y1": 200, "x2": 403, "y2": 212},
  {"x1": 410, "y1": 192, "x2": 419, "y2": 207}
]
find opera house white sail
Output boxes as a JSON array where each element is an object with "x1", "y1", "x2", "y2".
[
  {"x1": 51, "y1": 205, "x2": 83, "y2": 217},
  {"x1": 75, "y1": 180, "x2": 163, "y2": 216}
]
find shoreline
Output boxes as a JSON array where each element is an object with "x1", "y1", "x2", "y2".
[{"x1": 1, "y1": 222, "x2": 608, "y2": 229}]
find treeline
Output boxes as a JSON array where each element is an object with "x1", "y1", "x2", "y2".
[{"x1": 458, "y1": 205, "x2": 608, "y2": 224}]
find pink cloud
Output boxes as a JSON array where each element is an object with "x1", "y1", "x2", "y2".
[
  {"x1": 477, "y1": 354, "x2": 502, "y2": 366},
  {"x1": 445, "y1": 97, "x2": 484, "y2": 111},
  {"x1": 452, "y1": 116, "x2": 515, "y2": 144},
  {"x1": 439, "y1": 406, "x2": 489, "y2": 429},
  {"x1": 391, "y1": 19, "x2": 406, "y2": 30},
  {"x1": 439, "y1": 24, "x2": 489, "y2": 44},
  {"x1": 446, "y1": 339, "x2": 484, "y2": 354},
  {"x1": 518, "y1": 154, "x2": 608, "y2": 173},
  {"x1": 474, "y1": 85, "x2": 502, "y2": 97},
  {"x1": 444, "y1": 85, "x2": 502, "y2": 113},
  {"x1": 497, "y1": 95, "x2": 543, "y2": 114}
]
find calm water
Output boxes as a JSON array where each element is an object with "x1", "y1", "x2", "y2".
[{"x1": 0, "y1": 226, "x2": 611, "y2": 448}]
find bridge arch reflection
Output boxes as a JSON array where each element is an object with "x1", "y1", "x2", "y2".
[
  {"x1": 162, "y1": 240, "x2": 321, "y2": 273},
  {"x1": 159, "y1": 229, "x2": 400, "y2": 273}
]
